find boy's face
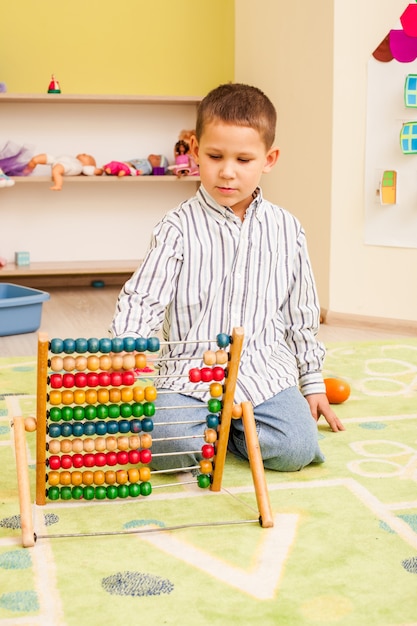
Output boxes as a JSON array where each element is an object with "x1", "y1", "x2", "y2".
[{"x1": 190, "y1": 121, "x2": 279, "y2": 218}]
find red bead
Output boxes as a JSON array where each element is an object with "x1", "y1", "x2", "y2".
[
  {"x1": 106, "y1": 451, "x2": 118, "y2": 466},
  {"x1": 200, "y1": 367, "x2": 214, "y2": 382},
  {"x1": 61, "y1": 454, "x2": 73, "y2": 469},
  {"x1": 49, "y1": 455, "x2": 61, "y2": 470},
  {"x1": 98, "y1": 371, "x2": 111, "y2": 386},
  {"x1": 49, "y1": 374, "x2": 62, "y2": 388},
  {"x1": 83, "y1": 453, "x2": 96, "y2": 467},
  {"x1": 117, "y1": 451, "x2": 129, "y2": 465},
  {"x1": 72, "y1": 454, "x2": 84, "y2": 468},
  {"x1": 86, "y1": 372, "x2": 99, "y2": 387},
  {"x1": 128, "y1": 449, "x2": 141, "y2": 464},
  {"x1": 140, "y1": 449, "x2": 152, "y2": 464},
  {"x1": 189, "y1": 367, "x2": 201, "y2": 383},
  {"x1": 122, "y1": 371, "x2": 135, "y2": 386},
  {"x1": 74, "y1": 372, "x2": 87, "y2": 387},
  {"x1": 212, "y1": 366, "x2": 225, "y2": 381},
  {"x1": 62, "y1": 373, "x2": 75, "y2": 388},
  {"x1": 110, "y1": 372, "x2": 123, "y2": 386},
  {"x1": 95, "y1": 453, "x2": 107, "y2": 467},
  {"x1": 201, "y1": 444, "x2": 215, "y2": 459}
]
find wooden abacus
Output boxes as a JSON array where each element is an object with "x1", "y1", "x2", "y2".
[{"x1": 13, "y1": 327, "x2": 273, "y2": 547}]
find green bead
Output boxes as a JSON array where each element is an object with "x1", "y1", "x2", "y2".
[
  {"x1": 106, "y1": 485, "x2": 119, "y2": 500},
  {"x1": 48, "y1": 407, "x2": 62, "y2": 422},
  {"x1": 60, "y1": 486, "x2": 72, "y2": 500},
  {"x1": 108, "y1": 404, "x2": 120, "y2": 418},
  {"x1": 61, "y1": 406, "x2": 73, "y2": 421},
  {"x1": 207, "y1": 398, "x2": 222, "y2": 413},
  {"x1": 83, "y1": 486, "x2": 95, "y2": 500},
  {"x1": 197, "y1": 474, "x2": 211, "y2": 489},
  {"x1": 71, "y1": 486, "x2": 84, "y2": 500},
  {"x1": 143, "y1": 402, "x2": 155, "y2": 416},
  {"x1": 48, "y1": 486, "x2": 60, "y2": 500},
  {"x1": 95, "y1": 486, "x2": 107, "y2": 500},
  {"x1": 73, "y1": 406, "x2": 85, "y2": 421},
  {"x1": 132, "y1": 403, "x2": 144, "y2": 417},
  {"x1": 84, "y1": 405, "x2": 97, "y2": 420},
  {"x1": 96, "y1": 404, "x2": 109, "y2": 419},
  {"x1": 140, "y1": 481, "x2": 152, "y2": 496},
  {"x1": 129, "y1": 483, "x2": 141, "y2": 498},
  {"x1": 120, "y1": 403, "x2": 132, "y2": 418},
  {"x1": 117, "y1": 484, "x2": 129, "y2": 499}
]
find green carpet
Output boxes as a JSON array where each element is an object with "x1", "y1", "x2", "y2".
[{"x1": 1, "y1": 339, "x2": 417, "y2": 626}]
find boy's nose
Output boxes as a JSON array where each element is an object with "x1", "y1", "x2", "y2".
[{"x1": 220, "y1": 162, "x2": 235, "y2": 178}]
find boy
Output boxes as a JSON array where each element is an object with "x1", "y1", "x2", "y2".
[{"x1": 111, "y1": 83, "x2": 344, "y2": 472}]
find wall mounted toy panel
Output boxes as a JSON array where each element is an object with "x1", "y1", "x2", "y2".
[{"x1": 365, "y1": 2, "x2": 417, "y2": 248}]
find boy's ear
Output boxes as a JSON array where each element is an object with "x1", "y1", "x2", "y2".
[
  {"x1": 190, "y1": 135, "x2": 199, "y2": 163},
  {"x1": 263, "y1": 147, "x2": 280, "y2": 173}
]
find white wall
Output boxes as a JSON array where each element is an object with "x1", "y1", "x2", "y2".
[{"x1": 236, "y1": 0, "x2": 416, "y2": 323}]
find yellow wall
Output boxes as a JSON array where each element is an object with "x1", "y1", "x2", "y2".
[{"x1": 0, "y1": 0, "x2": 234, "y2": 95}]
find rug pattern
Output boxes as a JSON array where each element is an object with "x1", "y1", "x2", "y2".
[{"x1": 0, "y1": 340, "x2": 417, "y2": 626}]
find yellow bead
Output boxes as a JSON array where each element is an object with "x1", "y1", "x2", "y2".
[
  {"x1": 133, "y1": 386, "x2": 145, "y2": 402},
  {"x1": 48, "y1": 471, "x2": 60, "y2": 486},
  {"x1": 144, "y1": 386, "x2": 157, "y2": 402},
  {"x1": 139, "y1": 466, "x2": 151, "y2": 481},
  {"x1": 72, "y1": 389, "x2": 85, "y2": 405},
  {"x1": 135, "y1": 353, "x2": 147, "y2": 369},
  {"x1": 97, "y1": 388, "x2": 109, "y2": 404},
  {"x1": 109, "y1": 388, "x2": 121, "y2": 403},
  {"x1": 87, "y1": 355, "x2": 100, "y2": 371},
  {"x1": 128, "y1": 468, "x2": 140, "y2": 483},
  {"x1": 209, "y1": 382, "x2": 223, "y2": 397},
  {"x1": 60, "y1": 471, "x2": 72, "y2": 485},
  {"x1": 94, "y1": 470, "x2": 105, "y2": 485},
  {"x1": 71, "y1": 471, "x2": 83, "y2": 486},
  {"x1": 121, "y1": 387, "x2": 134, "y2": 402},
  {"x1": 85, "y1": 389, "x2": 98, "y2": 405}
]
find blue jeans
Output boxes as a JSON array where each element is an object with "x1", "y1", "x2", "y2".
[{"x1": 149, "y1": 386, "x2": 325, "y2": 472}]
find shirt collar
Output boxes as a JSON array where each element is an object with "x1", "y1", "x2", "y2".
[{"x1": 197, "y1": 185, "x2": 265, "y2": 223}]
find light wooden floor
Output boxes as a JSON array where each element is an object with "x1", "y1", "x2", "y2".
[{"x1": 0, "y1": 286, "x2": 415, "y2": 357}]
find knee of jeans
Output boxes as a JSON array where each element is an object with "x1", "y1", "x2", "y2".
[{"x1": 260, "y1": 434, "x2": 323, "y2": 472}]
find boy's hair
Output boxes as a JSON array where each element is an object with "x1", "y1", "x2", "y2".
[{"x1": 195, "y1": 83, "x2": 277, "y2": 149}]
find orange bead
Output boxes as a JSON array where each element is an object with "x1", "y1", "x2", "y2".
[
  {"x1": 216, "y1": 349, "x2": 229, "y2": 365},
  {"x1": 87, "y1": 355, "x2": 100, "y2": 371},
  {"x1": 75, "y1": 356, "x2": 87, "y2": 371},
  {"x1": 135, "y1": 353, "x2": 147, "y2": 369},
  {"x1": 71, "y1": 471, "x2": 83, "y2": 486},
  {"x1": 62, "y1": 390, "x2": 75, "y2": 405},
  {"x1": 105, "y1": 470, "x2": 117, "y2": 484},
  {"x1": 24, "y1": 416, "x2": 37, "y2": 432},
  {"x1": 123, "y1": 354, "x2": 136, "y2": 370},
  {"x1": 82, "y1": 470, "x2": 94, "y2": 485},
  {"x1": 140, "y1": 433, "x2": 152, "y2": 449},
  {"x1": 60, "y1": 471, "x2": 72, "y2": 485},
  {"x1": 116, "y1": 469, "x2": 128, "y2": 484},
  {"x1": 209, "y1": 382, "x2": 223, "y2": 397},
  {"x1": 199, "y1": 459, "x2": 213, "y2": 474},
  {"x1": 133, "y1": 386, "x2": 145, "y2": 402},
  {"x1": 99, "y1": 355, "x2": 112, "y2": 370},
  {"x1": 72, "y1": 438, "x2": 84, "y2": 453},
  {"x1": 106, "y1": 436, "x2": 118, "y2": 451},
  {"x1": 63, "y1": 356, "x2": 76, "y2": 371},
  {"x1": 117, "y1": 436, "x2": 129, "y2": 450},
  {"x1": 72, "y1": 389, "x2": 85, "y2": 405},
  {"x1": 60, "y1": 439, "x2": 73, "y2": 453},
  {"x1": 48, "y1": 390, "x2": 62, "y2": 405},
  {"x1": 83, "y1": 438, "x2": 95, "y2": 452},
  {"x1": 48, "y1": 471, "x2": 60, "y2": 486},
  {"x1": 129, "y1": 435, "x2": 141, "y2": 449},
  {"x1": 97, "y1": 388, "x2": 110, "y2": 404},
  {"x1": 121, "y1": 387, "x2": 134, "y2": 402},
  {"x1": 94, "y1": 470, "x2": 105, "y2": 485},
  {"x1": 144, "y1": 386, "x2": 157, "y2": 402},
  {"x1": 203, "y1": 350, "x2": 216, "y2": 366},
  {"x1": 94, "y1": 437, "x2": 107, "y2": 451},
  {"x1": 48, "y1": 440, "x2": 61, "y2": 454},
  {"x1": 139, "y1": 466, "x2": 151, "y2": 481},
  {"x1": 111, "y1": 355, "x2": 124, "y2": 371},
  {"x1": 109, "y1": 388, "x2": 121, "y2": 403},
  {"x1": 204, "y1": 428, "x2": 217, "y2": 443},
  {"x1": 128, "y1": 468, "x2": 140, "y2": 483},
  {"x1": 85, "y1": 389, "x2": 98, "y2": 405},
  {"x1": 232, "y1": 403, "x2": 243, "y2": 418}
]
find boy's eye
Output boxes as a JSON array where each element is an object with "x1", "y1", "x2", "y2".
[
  {"x1": 208, "y1": 154, "x2": 221, "y2": 159},
  {"x1": 238, "y1": 158, "x2": 250, "y2": 163}
]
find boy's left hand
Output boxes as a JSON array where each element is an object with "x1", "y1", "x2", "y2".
[{"x1": 305, "y1": 393, "x2": 345, "y2": 432}]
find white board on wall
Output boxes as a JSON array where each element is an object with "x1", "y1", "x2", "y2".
[{"x1": 364, "y1": 56, "x2": 417, "y2": 248}]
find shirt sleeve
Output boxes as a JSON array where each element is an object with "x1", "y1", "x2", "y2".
[
  {"x1": 282, "y1": 224, "x2": 326, "y2": 396},
  {"x1": 111, "y1": 214, "x2": 183, "y2": 338}
]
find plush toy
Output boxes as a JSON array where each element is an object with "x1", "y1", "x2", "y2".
[
  {"x1": 0, "y1": 168, "x2": 15, "y2": 187},
  {"x1": 26, "y1": 153, "x2": 103, "y2": 190},
  {"x1": 103, "y1": 155, "x2": 169, "y2": 177},
  {"x1": 0, "y1": 140, "x2": 34, "y2": 176}
]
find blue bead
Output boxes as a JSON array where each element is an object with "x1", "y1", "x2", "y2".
[
  {"x1": 141, "y1": 417, "x2": 154, "y2": 432},
  {"x1": 83, "y1": 422, "x2": 96, "y2": 436},
  {"x1": 135, "y1": 338, "x2": 148, "y2": 352},
  {"x1": 75, "y1": 338, "x2": 88, "y2": 353},
  {"x1": 50, "y1": 338, "x2": 64, "y2": 354},
  {"x1": 118, "y1": 419, "x2": 130, "y2": 433},
  {"x1": 111, "y1": 337, "x2": 124, "y2": 353},
  {"x1": 63, "y1": 338, "x2": 76, "y2": 354},
  {"x1": 99, "y1": 338, "x2": 112, "y2": 353},
  {"x1": 123, "y1": 337, "x2": 136, "y2": 352},
  {"x1": 146, "y1": 337, "x2": 160, "y2": 352},
  {"x1": 48, "y1": 424, "x2": 61, "y2": 438},
  {"x1": 95, "y1": 421, "x2": 108, "y2": 436},
  {"x1": 87, "y1": 337, "x2": 100, "y2": 353},
  {"x1": 106, "y1": 420, "x2": 119, "y2": 434},
  {"x1": 206, "y1": 414, "x2": 220, "y2": 429},
  {"x1": 72, "y1": 423, "x2": 84, "y2": 437},
  {"x1": 216, "y1": 333, "x2": 230, "y2": 348},
  {"x1": 130, "y1": 418, "x2": 142, "y2": 433},
  {"x1": 61, "y1": 423, "x2": 73, "y2": 437}
]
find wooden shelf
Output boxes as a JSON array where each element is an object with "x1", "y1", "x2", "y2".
[
  {"x1": 0, "y1": 260, "x2": 141, "y2": 289},
  {"x1": 0, "y1": 93, "x2": 202, "y2": 105},
  {"x1": 11, "y1": 175, "x2": 201, "y2": 184}
]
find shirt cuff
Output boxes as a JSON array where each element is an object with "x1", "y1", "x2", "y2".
[{"x1": 299, "y1": 371, "x2": 326, "y2": 396}]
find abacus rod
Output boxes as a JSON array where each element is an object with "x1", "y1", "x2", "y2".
[
  {"x1": 36, "y1": 332, "x2": 49, "y2": 506},
  {"x1": 13, "y1": 416, "x2": 35, "y2": 548}
]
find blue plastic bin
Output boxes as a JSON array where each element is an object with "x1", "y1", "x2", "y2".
[{"x1": 0, "y1": 283, "x2": 50, "y2": 336}]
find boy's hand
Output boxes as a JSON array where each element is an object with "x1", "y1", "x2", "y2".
[{"x1": 305, "y1": 393, "x2": 345, "y2": 432}]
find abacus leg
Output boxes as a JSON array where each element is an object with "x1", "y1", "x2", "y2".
[
  {"x1": 13, "y1": 416, "x2": 35, "y2": 547},
  {"x1": 241, "y1": 401, "x2": 274, "y2": 528}
]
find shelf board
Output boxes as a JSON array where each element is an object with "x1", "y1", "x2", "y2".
[
  {"x1": 11, "y1": 175, "x2": 201, "y2": 184},
  {"x1": 0, "y1": 93, "x2": 202, "y2": 105}
]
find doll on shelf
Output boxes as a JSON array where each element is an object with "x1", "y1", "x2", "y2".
[
  {"x1": 26, "y1": 153, "x2": 103, "y2": 191},
  {"x1": 103, "y1": 154, "x2": 169, "y2": 177},
  {"x1": 169, "y1": 131, "x2": 199, "y2": 177}
]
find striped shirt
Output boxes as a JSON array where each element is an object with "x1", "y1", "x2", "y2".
[{"x1": 111, "y1": 185, "x2": 326, "y2": 406}]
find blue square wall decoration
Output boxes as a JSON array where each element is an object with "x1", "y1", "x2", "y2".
[
  {"x1": 400, "y1": 121, "x2": 417, "y2": 153},
  {"x1": 405, "y1": 74, "x2": 417, "y2": 107}
]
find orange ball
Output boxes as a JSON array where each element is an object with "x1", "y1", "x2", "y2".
[{"x1": 324, "y1": 377, "x2": 351, "y2": 404}]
